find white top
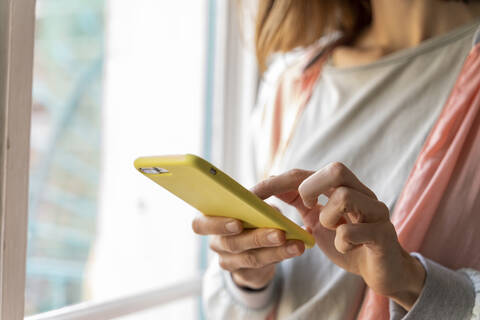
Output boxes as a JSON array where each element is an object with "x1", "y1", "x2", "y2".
[{"x1": 203, "y1": 21, "x2": 480, "y2": 320}]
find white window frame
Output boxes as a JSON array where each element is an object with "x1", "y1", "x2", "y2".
[
  {"x1": 0, "y1": 0, "x2": 36, "y2": 319},
  {"x1": 0, "y1": 0, "x2": 257, "y2": 319},
  {"x1": 209, "y1": 0, "x2": 258, "y2": 178},
  {"x1": 24, "y1": 276, "x2": 202, "y2": 320}
]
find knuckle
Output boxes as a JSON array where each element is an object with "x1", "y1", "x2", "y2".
[
  {"x1": 334, "y1": 224, "x2": 351, "y2": 253},
  {"x1": 288, "y1": 168, "x2": 303, "y2": 179},
  {"x1": 218, "y1": 257, "x2": 231, "y2": 271},
  {"x1": 378, "y1": 201, "x2": 390, "y2": 219},
  {"x1": 319, "y1": 211, "x2": 330, "y2": 227},
  {"x1": 328, "y1": 162, "x2": 347, "y2": 183},
  {"x1": 336, "y1": 224, "x2": 350, "y2": 242},
  {"x1": 334, "y1": 235, "x2": 347, "y2": 254},
  {"x1": 242, "y1": 252, "x2": 260, "y2": 268},
  {"x1": 279, "y1": 246, "x2": 291, "y2": 261},
  {"x1": 221, "y1": 236, "x2": 239, "y2": 253},
  {"x1": 334, "y1": 187, "x2": 351, "y2": 206},
  {"x1": 252, "y1": 231, "x2": 263, "y2": 248},
  {"x1": 381, "y1": 221, "x2": 397, "y2": 238}
]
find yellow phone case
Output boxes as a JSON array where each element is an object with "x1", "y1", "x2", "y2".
[{"x1": 134, "y1": 154, "x2": 315, "y2": 248}]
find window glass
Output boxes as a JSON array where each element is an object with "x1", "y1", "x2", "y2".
[{"x1": 27, "y1": 0, "x2": 206, "y2": 316}]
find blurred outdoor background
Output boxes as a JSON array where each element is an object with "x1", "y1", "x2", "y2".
[{"x1": 27, "y1": 0, "x2": 210, "y2": 318}]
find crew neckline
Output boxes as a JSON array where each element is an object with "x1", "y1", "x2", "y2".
[{"x1": 323, "y1": 19, "x2": 480, "y2": 74}]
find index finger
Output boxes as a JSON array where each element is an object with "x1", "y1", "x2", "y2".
[
  {"x1": 251, "y1": 169, "x2": 314, "y2": 201},
  {"x1": 192, "y1": 215, "x2": 243, "y2": 235},
  {"x1": 299, "y1": 162, "x2": 377, "y2": 208}
]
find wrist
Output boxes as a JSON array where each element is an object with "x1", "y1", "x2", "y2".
[
  {"x1": 389, "y1": 252, "x2": 426, "y2": 311},
  {"x1": 224, "y1": 270, "x2": 278, "y2": 310},
  {"x1": 231, "y1": 271, "x2": 274, "y2": 291}
]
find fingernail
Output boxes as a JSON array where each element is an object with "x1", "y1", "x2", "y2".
[
  {"x1": 286, "y1": 243, "x2": 300, "y2": 256},
  {"x1": 267, "y1": 231, "x2": 280, "y2": 244},
  {"x1": 225, "y1": 221, "x2": 240, "y2": 233}
]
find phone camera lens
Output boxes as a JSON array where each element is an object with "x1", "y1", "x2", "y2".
[
  {"x1": 140, "y1": 167, "x2": 169, "y2": 174},
  {"x1": 209, "y1": 167, "x2": 217, "y2": 175}
]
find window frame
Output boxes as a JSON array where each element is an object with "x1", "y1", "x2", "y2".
[
  {"x1": 0, "y1": 0, "x2": 36, "y2": 319},
  {"x1": 24, "y1": 276, "x2": 202, "y2": 320},
  {"x1": 208, "y1": 0, "x2": 258, "y2": 179},
  {"x1": 0, "y1": 0, "x2": 258, "y2": 318}
]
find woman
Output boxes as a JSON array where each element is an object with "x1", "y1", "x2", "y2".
[{"x1": 193, "y1": 0, "x2": 480, "y2": 319}]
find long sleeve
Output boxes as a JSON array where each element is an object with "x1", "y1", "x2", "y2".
[
  {"x1": 202, "y1": 255, "x2": 280, "y2": 319},
  {"x1": 389, "y1": 253, "x2": 480, "y2": 320}
]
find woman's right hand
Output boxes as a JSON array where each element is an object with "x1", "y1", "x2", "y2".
[{"x1": 192, "y1": 214, "x2": 305, "y2": 289}]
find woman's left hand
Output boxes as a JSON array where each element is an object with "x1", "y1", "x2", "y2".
[{"x1": 252, "y1": 162, "x2": 426, "y2": 311}]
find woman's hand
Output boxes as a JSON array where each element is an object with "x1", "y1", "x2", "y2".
[
  {"x1": 252, "y1": 163, "x2": 426, "y2": 310},
  {"x1": 192, "y1": 212, "x2": 305, "y2": 289}
]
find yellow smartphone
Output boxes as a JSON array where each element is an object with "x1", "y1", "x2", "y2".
[{"x1": 134, "y1": 154, "x2": 315, "y2": 248}]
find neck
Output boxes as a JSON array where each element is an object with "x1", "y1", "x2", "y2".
[
  {"x1": 332, "y1": 0, "x2": 480, "y2": 68},
  {"x1": 367, "y1": 0, "x2": 478, "y2": 52}
]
